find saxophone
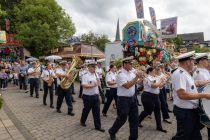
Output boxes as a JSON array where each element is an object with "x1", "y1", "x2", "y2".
[
  {"x1": 47, "y1": 71, "x2": 54, "y2": 87},
  {"x1": 60, "y1": 56, "x2": 80, "y2": 89}
]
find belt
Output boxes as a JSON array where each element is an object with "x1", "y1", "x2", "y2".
[
  {"x1": 174, "y1": 105, "x2": 198, "y2": 110},
  {"x1": 143, "y1": 91, "x2": 159, "y2": 95},
  {"x1": 118, "y1": 96, "x2": 135, "y2": 99},
  {"x1": 83, "y1": 94, "x2": 98, "y2": 97}
]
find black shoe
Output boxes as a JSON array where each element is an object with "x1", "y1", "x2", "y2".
[
  {"x1": 138, "y1": 124, "x2": 143, "y2": 127},
  {"x1": 95, "y1": 128, "x2": 105, "y2": 133},
  {"x1": 40, "y1": 89, "x2": 43, "y2": 91},
  {"x1": 43, "y1": 103, "x2": 47, "y2": 106},
  {"x1": 36, "y1": 96, "x2": 39, "y2": 98},
  {"x1": 50, "y1": 105, "x2": 54, "y2": 108},
  {"x1": 30, "y1": 94, "x2": 33, "y2": 97},
  {"x1": 156, "y1": 127, "x2": 167, "y2": 133},
  {"x1": 108, "y1": 130, "x2": 116, "y2": 140},
  {"x1": 68, "y1": 112, "x2": 75, "y2": 116},
  {"x1": 168, "y1": 110, "x2": 173, "y2": 113},
  {"x1": 25, "y1": 91, "x2": 28, "y2": 93},
  {"x1": 80, "y1": 122, "x2": 86, "y2": 127},
  {"x1": 57, "y1": 109, "x2": 62, "y2": 113},
  {"x1": 163, "y1": 119, "x2": 172, "y2": 124},
  {"x1": 72, "y1": 100, "x2": 76, "y2": 103}
]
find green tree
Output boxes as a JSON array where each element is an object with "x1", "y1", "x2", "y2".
[
  {"x1": 0, "y1": 0, "x2": 21, "y2": 32},
  {"x1": 0, "y1": 6, "x2": 6, "y2": 17},
  {"x1": 13, "y1": 0, "x2": 75, "y2": 57},
  {"x1": 165, "y1": 36, "x2": 183, "y2": 52},
  {"x1": 192, "y1": 44, "x2": 210, "y2": 53},
  {"x1": 81, "y1": 31, "x2": 110, "y2": 51}
]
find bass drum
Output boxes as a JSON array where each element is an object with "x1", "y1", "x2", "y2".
[{"x1": 200, "y1": 84, "x2": 210, "y2": 128}]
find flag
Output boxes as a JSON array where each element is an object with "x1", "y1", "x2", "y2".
[
  {"x1": 5, "y1": 18, "x2": 10, "y2": 31},
  {"x1": 135, "y1": 0, "x2": 144, "y2": 19},
  {"x1": 161, "y1": 17, "x2": 177, "y2": 38},
  {"x1": 149, "y1": 7, "x2": 156, "y2": 27}
]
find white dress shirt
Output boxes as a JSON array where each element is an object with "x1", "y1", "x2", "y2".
[
  {"x1": 193, "y1": 67, "x2": 210, "y2": 81},
  {"x1": 82, "y1": 72, "x2": 99, "y2": 95},
  {"x1": 172, "y1": 67, "x2": 199, "y2": 109},
  {"x1": 106, "y1": 71, "x2": 117, "y2": 88},
  {"x1": 117, "y1": 68, "x2": 136, "y2": 97},
  {"x1": 96, "y1": 67, "x2": 103, "y2": 79},
  {"x1": 41, "y1": 69, "x2": 56, "y2": 81},
  {"x1": 55, "y1": 67, "x2": 66, "y2": 85},
  {"x1": 28, "y1": 67, "x2": 41, "y2": 78},
  {"x1": 143, "y1": 75, "x2": 160, "y2": 94}
]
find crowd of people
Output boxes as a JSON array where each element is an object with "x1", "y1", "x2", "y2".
[{"x1": 1, "y1": 51, "x2": 210, "y2": 140}]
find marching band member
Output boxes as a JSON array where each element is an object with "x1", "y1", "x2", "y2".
[
  {"x1": 171, "y1": 51, "x2": 210, "y2": 140},
  {"x1": 28, "y1": 61, "x2": 41, "y2": 98},
  {"x1": 55, "y1": 60, "x2": 74, "y2": 116},
  {"x1": 193, "y1": 53, "x2": 210, "y2": 140},
  {"x1": 78, "y1": 63, "x2": 87, "y2": 98},
  {"x1": 193, "y1": 53, "x2": 210, "y2": 91},
  {"x1": 41, "y1": 63, "x2": 56, "y2": 108},
  {"x1": 102, "y1": 64, "x2": 117, "y2": 116},
  {"x1": 138, "y1": 66, "x2": 167, "y2": 133},
  {"x1": 52, "y1": 62, "x2": 58, "y2": 91},
  {"x1": 109, "y1": 56, "x2": 143, "y2": 140},
  {"x1": 155, "y1": 63, "x2": 172, "y2": 124},
  {"x1": 96, "y1": 61, "x2": 106, "y2": 104},
  {"x1": 80, "y1": 61, "x2": 105, "y2": 132}
]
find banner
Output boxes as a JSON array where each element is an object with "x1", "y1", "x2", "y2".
[
  {"x1": 0, "y1": 31, "x2": 6, "y2": 43},
  {"x1": 5, "y1": 19, "x2": 10, "y2": 31},
  {"x1": 135, "y1": 0, "x2": 144, "y2": 19},
  {"x1": 149, "y1": 7, "x2": 156, "y2": 27},
  {"x1": 161, "y1": 17, "x2": 177, "y2": 38},
  {"x1": 6, "y1": 34, "x2": 20, "y2": 45}
]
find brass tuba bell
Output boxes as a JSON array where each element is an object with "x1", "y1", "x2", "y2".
[{"x1": 60, "y1": 56, "x2": 80, "y2": 89}]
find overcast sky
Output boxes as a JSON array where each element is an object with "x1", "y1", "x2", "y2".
[{"x1": 56, "y1": 0, "x2": 210, "y2": 41}]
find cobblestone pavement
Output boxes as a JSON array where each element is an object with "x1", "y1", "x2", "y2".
[
  {"x1": 0, "y1": 83, "x2": 208, "y2": 140},
  {"x1": 0, "y1": 107, "x2": 25, "y2": 140}
]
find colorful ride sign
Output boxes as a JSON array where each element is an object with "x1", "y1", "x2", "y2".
[
  {"x1": 0, "y1": 31, "x2": 6, "y2": 44},
  {"x1": 122, "y1": 20, "x2": 170, "y2": 65},
  {"x1": 122, "y1": 20, "x2": 162, "y2": 49}
]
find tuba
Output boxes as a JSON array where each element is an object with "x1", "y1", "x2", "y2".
[{"x1": 60, "y1": 56, "x2": 80, "y2": 89}]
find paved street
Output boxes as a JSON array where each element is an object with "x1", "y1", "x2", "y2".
[{"x1": 0, "y1": 83, "x2": 208, "y2": 140}]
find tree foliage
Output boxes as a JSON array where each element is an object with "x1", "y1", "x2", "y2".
[
  {"x1": 81, "y1": 31, "x2": 110, "y2": 51},
  {"x1": 0, "y1": 0, "x2": 21, "y2": 32},
  {"x1": 0, "y1": 6, "x2": 7, "y2": 29},
  {"x1": 0, "y1": 6, "x2": 7, "y2": 17},
  {"x1": 13, "y1": 0, "x2": 76, "y2": 57},
  {"x1": 192, "y1": 44, "x2": 210, "y2": 53},
  {"x1": 165, "y1": 36, "x2": 183, "y2": 52},
  {"x1": 0, "y1": 0, "x2": 76, "y2": 57}
]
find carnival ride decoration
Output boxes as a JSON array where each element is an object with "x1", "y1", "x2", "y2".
[{"x1": 122, "y1": 20, "x2": 171, "y2": 65}]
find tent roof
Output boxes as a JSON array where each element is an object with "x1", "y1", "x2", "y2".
[{"x1": 52, "y1": 44, "x2": 104, "y2": 58}]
